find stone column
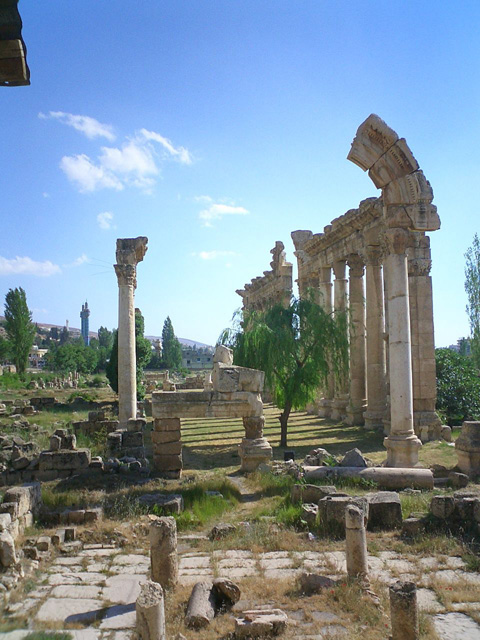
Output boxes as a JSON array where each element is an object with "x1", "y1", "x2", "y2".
[
  {"x1": 331, "y1": 259, "x2": 349, "y2": 422},
  {"x1": 364, "y1": 246, "x2": 387, "y2": 430},
  {"x1": 150, "y1": 515, "x2": 178, "y2": 590},
  {"x1": 114, "y1": 237, "x2": 148, "y2": 426},
  {"x1": 408, "y1": 234, "x2": 441, "y2": 442},
  {"x1": 318, "y1": 266, "x2": 335, "y2": 418},
  {"x1": 346, "y1": 255, "x2": 366, "y2": 426},
  {"x1": 383, "y1": 229, "x2": 422, "y2": 468},
  {"x1": 345, "y1": 505, "x2": 368, "y2": 581},
  {"x1": 136, "y1": 580, "x2": 166, "y2": 640},
  {"x1": 389, "y1": 581, "x2": 419, "y2": 640}
]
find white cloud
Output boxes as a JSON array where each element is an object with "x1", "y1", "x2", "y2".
[
  {"x1": 193, "y1": 250, "x2": 238, "y2": 260},
  {"x1": 42, "y1": 192, "x2": 50, "y2": 198},
  {"x1": 54, "y1": 125, "x2": 192, "y2": 193},
  {"x1": 199, "y1": 203, "x2": 249, "y2": 227},
  {"x1": 70, "y1": 254, "x2": 89, "y2": 267},
  {"x1": 194, "y1": 195, "x2": 213, "y2": 203},
  {"x1": 60, "y1": 154, "x2": 124, "y2": 193},
  {"x1": 0, "y1": 256, "x2": 61, "y2": 277},
  {"x1": 97, "y1": 212, "x2": 115, "y2": 230},
  {"x1": 139, "y1": 129, "x2": 193, "y2": 165},
  {"x1": 39, "y1": 111, "x2": 116, "y2": 141}
]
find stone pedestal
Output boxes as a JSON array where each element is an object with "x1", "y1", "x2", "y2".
[
  {"x1": 455, "y1": 421, "x2": 480, "y2": 476},
  {"x1": 389, "y1": 581, "x2": 419, "y2": 640},
  {"x1": 383, "y1": 230, "x2": 422, "y2": 468},
  {"x1": 114, "y1": 237, "x2": 148, "y2": 427},
  {"x1": 239, "y1": 417, "x2": 272, "y2": 471}
]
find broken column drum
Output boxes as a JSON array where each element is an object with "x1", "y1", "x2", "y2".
[
  {"x1": 389, "y1": 580, "x2": 419, "y2": 640},
  {"x1": 149, "y1": 516, "x2": 178, "y2": 590},
  {"x1": 345, "y1": 504, "x2": 368, "y2": 580},
  {"x1": 114, "y1": 237, "x2": 148, "y2": 426}
]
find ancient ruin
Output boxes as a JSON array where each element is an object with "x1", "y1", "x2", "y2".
[
  {"x1": 114, "y1": 236, "x2": 148, "y2": 426},
  {"x1": 151, "y1": 345, "x2": 272, "y2": 476}
]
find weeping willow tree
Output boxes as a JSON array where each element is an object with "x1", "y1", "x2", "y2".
[{"x1": 221, "y1": 296, "x2": 349, "y2": 447}]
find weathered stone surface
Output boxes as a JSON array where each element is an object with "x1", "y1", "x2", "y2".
[
  {"x1": 136, "y1": 580, "x2": 166, "y2": 640},
  {"x1": 433, "y1": 612, "x2": 480, "y2": 639},
  {"x1": 235, "y1": 608, "x2": 288, "y2": 637},
  {"x1": 305, "y1": 466, "x2": 434, "y2": 490},
  {"x1": 402, "y1": 517, "x2": 425, "y2": 537},
  {"x1": 448, "y1": 472, "x2": 469, "y2": 489},
  {"x1": 213, "y1": 577, "x2": 241, "y2": 604},
  {"x1": 430, "y1": 496, "x2": 456, "y2": 519},
  {"x1": 389, "y1": 581, "x2": 418, "y2": 640},
  {"x1": 298, "y1": 573, "x2": 336, "y2": 594},
  {"x1": 0, "y1": 530, "x2": 16, "y2": 566},
  {"x1": 153, "y1": 454, "x2": 182, "y2": 473},
  {"x1": 36, "y1": 536, "x2": 51, "y2": 551},
  {"x1": 318, "y1": 495, "x2": 369, "y2": 535},
  {"x1": 301, "y1": 503, "x2": 318, "y2": 528},
  {"x1": 104, "y1": 574, "x2": 145, "y2": 604},
  {"x1": 366, "y1": 491, "x2": 402, "y2": 530},
  {"x1": 209, "y1": 523, "x2": 237, "y2": 540},
  {"x1": 36, "y1": 597, "x2": 104, "y2": 624},
  {"x1": 39, "y1": 449, "x2": 91, "y2": 471},
  {"x1": 150, "y1": 516, "x2": 178, "y2": 589},
  {"x1": 138, "y1": 494, "x2": 184, "y2": 514},
  {"x1": 455, "y1": 421, "x2": 480, "y2": 476},
  {"x1": 441, "y1": 425, "x2": 452, "y2": 442},
  {"x1": 185, "y1": 581, "x2": 216, "y2": 629},
  {"x1": 151, "y1": 430, "x2": 181, "y2": 444},
  {"x1": 340, "y1": 448, "x2": 368, "y2": 467},
  {"x1": 291, "y1": 484, "x2": 336, "y2": 504}
]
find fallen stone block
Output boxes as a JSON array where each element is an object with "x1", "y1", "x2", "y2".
[
  {"x1": 430, "y1": 496, "x2": 455, "y2": 519},
  {"x1": 366, "y1": 491, "x2": 402, "y2": 530},
  {"x1": 84, "y1": 507, "x2": 103, "y2": 523},
  {"x1": 448, "y1": 472, "x2": 469, "y2": 488},
  {"x1": 212, "y1": 577, "x2": 240, "y2": 605},
  {"x1": 36, "y1": 536, "x2": 51, "y2": 551},
  {"x1": 290, "y1": 484, "x2": 336, "y2": 504},
  {"x1": 0, "y1": 531, "x2": 17, "y2": 567},
  {"x1": 0, "y1": 513, "x2": 12, "y2": 532},
  {"x1": 340, "y1": 448, "x2": 368, "y2": 467},
  {"x1": 209, "y1": 523, "x2": 237, "y2": 540},
  {"x1": 68, "y1": 509, "x2": 86, "y2": 525},
  {"x1": 51, "y1": 529, "x2": 66, "y2": 545},
  {"x1": 298, "y1": 573, "x2": 336, "y2": 595},
  {"x1": 185, "y1": 581, "x2": 216, "y2": 629},
  {"x1": 38, "y1": 449, "x2": 91, "y2": 471},
  {"x1": 402, "y1": 517, "x2": 425, "y2": 537},
  {"x1": 138, "y1": 494, "x2": 184, "y2": 514},
  {"x1": 301, "y1": 503, "x2": 318, "y2": 528},
  {"x1": 64, "y1": 527, "x2": 76, "y2": 541},
  {"x1": 235, "y1": 609, "x2": 288, "y2": 638}
]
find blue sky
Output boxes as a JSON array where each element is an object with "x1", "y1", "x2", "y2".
[{"x1": 1, "y1": 1, "x2": 479, "y2": 346}]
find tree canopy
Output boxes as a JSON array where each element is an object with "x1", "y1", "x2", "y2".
[
  {"x1": 222, "y1": 296, "x2": 349, "y2": 446},
  {"x1": 435, "y1": 347, "x2": 480, "y2": 425},
  {"x1": 465, "y1": 233, "x2": 480, "y2": 368},
  {"x1": 161, "y1": 316, "x2": 182, "y2": 370},
  {"x1": 4, "y1": 287, "x2": 36, "y2": 375}
]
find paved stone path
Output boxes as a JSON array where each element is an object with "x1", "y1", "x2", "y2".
[{"x1": 1, "y1": 541, "x2": 480, "y2": 639}]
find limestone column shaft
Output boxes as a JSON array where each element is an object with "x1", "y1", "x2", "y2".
[
  {"x1": 114, "y1": 236, "x2": 148, "y2": 427},
  {"x1": 408, "y1": 235, "x2": 441, "y2": 441},
  {"x1": 346, "y1": 255, "x2": 366, "y2": 426},
  {"x1": 364, "y1": 246, "x2": 387, "y2": 430},
  {"x1": 318, "y1": 266, "x2": 334, "y2": 417},
  {"x1": 331, "y1": 259, "x2": 349, "y2": 421},
  {"x1": 383, "y1": 228, "x2": 421, "y2": 468}
]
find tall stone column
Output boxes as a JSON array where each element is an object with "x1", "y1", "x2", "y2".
[
  {"x1": 331, "y1": 259, "x2": 349, "y2": 422},
  {"x1": 346, "y1": 255, "x2": 366, "y2": 426},
  {"x1": 408, "y1": 234, "x2": 441, "y2": 441},
  {"x1": 318, "y1": 266, "x2": 334, "y2": 418},
  {"x1": 383, "y1": 229, "x2": 421, "y2": 468},
  {"x1": 114, "y1": 237, "x2": 148, "y2": 427},
  {"x1": 364, "y1": 246, "x2": 387, "y2": 430}
]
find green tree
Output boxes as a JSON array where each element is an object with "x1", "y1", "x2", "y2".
[
  {"x1": 435, "y1": 348, "x2": 480, "y2": 424},
  {"x1": 4, "y1": 287, "x2": 36, "y2": 375},
  {"x1": 161, "y1": 316, "x2": 182, "y2": 370},
  {"x1": 44, "y1": 340, "x2": 99, "y2": 374},
  {"x1": 465, "y1": 234, "x2": 480, "y2": 367},
  {"x1": 97, "y1": 326, "x2": 114, "y2": 351},
  {"x1": 0, "y1": 336, "x2": 11, "y2": 362},
  {"x1": 106, "y1": 310, "x2": 152, "y2": 399},
  {"x1": 223, "y1": 297, "x2": 349, "y2": 447}
]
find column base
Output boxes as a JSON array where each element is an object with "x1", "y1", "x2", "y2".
[
  {"x1": 344, "y1": 403, "x2": 366, "y2": 426},
  {"x1": 331, "y1": 396, "x2": 349, "y2": 422},
  {"x1": 318, "y1": 398, "x2": 333, "y2": 418},
  {"x1": 384, "y1": 434, "x2": 422, "y2": 468},
  {"x1": 238, "y1": 437, "x2": 273, "y2": 472},
  {"x1": 363, "y1": 410, "x2": 385, "y2": 431}
]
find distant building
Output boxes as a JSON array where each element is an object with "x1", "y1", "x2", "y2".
[
  {"x1": 182, "y1": 345, "x2": 214, "y2": 370},
  {"x1": 80, "y1": 301, "x2": 90, "y2": 346},
  {"x1": 448, "y1": 337, "x2": 471, "y2": 356}
]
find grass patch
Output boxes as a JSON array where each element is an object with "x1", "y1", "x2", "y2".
[
  {"x1": 248, "y1": 469, "x2": 297, "y2": 496},
  {"x1": 24, "y1": 634, "x2": 72, "y2": 640},
  {"x1": 400, "y1": 492, "x2": 432, "y2": 519}
]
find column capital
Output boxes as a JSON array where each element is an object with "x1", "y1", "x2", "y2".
[
  {"x1": 332, "y1": 259, "x2": 347, "y2": 280},
  {"x1": 115, "y1": 263, "x2": 137, "y2": 288},
  {"x1": 365, "y1": 245, "x2": 383, "y2": 267},
  {"x1": 347, "y1": 254, "x2": 365, "y2": 277},
  {"x1": 384, "y1": 228, "x2": 412, "y2": 255},
  {"x1": 408, "y1": 257, "x2": 432, "y2": 276}
]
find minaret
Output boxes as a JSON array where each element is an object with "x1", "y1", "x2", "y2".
[{"x1": 80, "y1": 301, "x2": 90, "y2": 346}]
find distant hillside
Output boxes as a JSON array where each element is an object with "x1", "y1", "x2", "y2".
[{"x1": 0, "y1": 315, "x2": 212, "y2": 351}]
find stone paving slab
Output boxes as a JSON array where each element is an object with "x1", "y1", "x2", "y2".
[
  {"x1": 99, "y1": 603, "x2": 136, "y2": 630},
  {"x1": 416, "y1": 588, "x2": 444, "y2": 613},
  {"x1": 0, "y1": 632, "x2": 101, "y2": 640},
  {"x1": 48, "y1": 572, "x2": 107, "y2": 586},
  {"x1": 108, "y1": 564, "x2": 149, "y2": 575},
  {"x1": 51, "y1": 585, "x2": 103, "y2": 599},
  {"x1": 111, "y1": 553, "x2": 148, "y2": 565},
  {"x1": 36, "y1": 597, "x2": 105, "y2": 624},
  {"x1": 433, "y1": 612, "x2": 480, "y2": 639},
  {"x1": 103, "y1": 574, "x2": 146, "y2": 605}
]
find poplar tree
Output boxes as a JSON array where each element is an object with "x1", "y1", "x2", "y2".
[
  {"x1": 4, "y1": 287, "x2": 36, "y2": 376},
  {"x1": 465, "y1": 234, "x2": 480, "y2": 368},
  {"x1": 161, "y1": 317, "x2": 182, "y2": 370}
]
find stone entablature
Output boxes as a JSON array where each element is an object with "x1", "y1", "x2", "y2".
[
  {"x1": 151, "y1": 346, "x2": 272, "y2": 476},
  {"x1": 291, "y1": 115, "x2": 441, "y2": 468},
  {"x1": 237, "y1": 241, "x2": 293, "y2": 312}
]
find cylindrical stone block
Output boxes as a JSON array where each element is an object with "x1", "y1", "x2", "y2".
[
  {"x1": 345, "y1": 505, "x2": 368, "y2": 579},
  {"x1": 389, "y1": 580, "x2": 419, "y2": 640},
  {"x1": 150, "y1": 516, "x2": 178, "y2": 589},
  {"x1": 136, "y1": 580, "x2": 166, "y2": 640},
  {"x1": 185, "y1": 581, "x2": 216, "y2": 629}
]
